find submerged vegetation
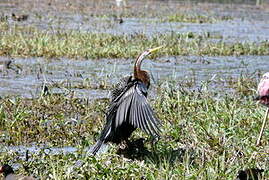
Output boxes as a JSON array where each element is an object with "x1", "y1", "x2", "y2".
[
  {"x1": 95, "y1": 12, "x2": 233, "y2": 23},
  {"x1": 162, "y1": 13, "x2": 232, "y2": 23},
  {"x1": 0, "y1": 76, "x2": 268, "y2": 179}
]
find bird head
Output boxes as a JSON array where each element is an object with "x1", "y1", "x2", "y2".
[
  {"x1": 256, "y1": 72, "x2": 269, "y2": 106},
  {"x1": 134, "y1": 46, "x2": 162, "y2": 86}
]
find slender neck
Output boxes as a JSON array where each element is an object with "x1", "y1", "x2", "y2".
[
  {"x1": 134, "y1": 52, "x2": 145, "y2": 79},
  {"x1": 133, "y1": 51, "x2": 150, "y2": 87}
]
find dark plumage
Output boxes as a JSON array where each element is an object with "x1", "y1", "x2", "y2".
[
  {"x1": 0, "y1": 164, "x2": 14, "y2": 178},
  {"x1": 0, "y1": 164, "x2": 35, "y2": 180},
  {"x1": 11, "y1": 13, "x2": 28, "y2": 21},
  {"x1": 91, "y1": 47, "x2": 162, "y2": 155},
  {"x1": 236, "y1": 168, "x2": 264, "y2": 180}
]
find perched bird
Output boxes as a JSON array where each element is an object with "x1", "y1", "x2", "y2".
[
  {"x1": 91, "y1": 47, "x2": 162, "y2": 155},
  {"x1": 0, "y1": 164, "x2": 35, "y2": 180},
  {"x1": 255, "y1": 72, "x2": 269, "y2": 146},
  {"x1": 11, "y1": 13, "x2": 28, "y2": 21},
  {"x1": 236, "y1": 168, "x2": 264, "y2": 180}
]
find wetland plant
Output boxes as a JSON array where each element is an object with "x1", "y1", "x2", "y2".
[{"x1": 0, "y1": 24, "x2": 269, "y2": 59}]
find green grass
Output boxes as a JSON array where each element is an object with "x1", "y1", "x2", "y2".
[
  {"x1": 0, "y1": 23, "x2": 268, "y2": 59},
  {"x1": 94, "y1": 13, "x2": 232, "y2": 23},
  {"x1": 161, "y1": 13, "x2": 232, "y2": 23},
  {"x1": 0, "y1": 76, "x2": 268, "y2": 179}
]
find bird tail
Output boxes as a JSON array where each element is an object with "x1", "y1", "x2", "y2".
[{"x1": 90, "y1": 140, "x2": 109, "y2": 156}]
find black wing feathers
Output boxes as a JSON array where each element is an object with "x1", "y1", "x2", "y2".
[
  {"x1": 110, "y1": 76, "x2": 132, "y2": 102},
  {"x1": 92, "y1": 78, "x2": 161, "y2": 155},
  {"x1": 129, "y1": 83, "x2": 161, "y2": 136},
  {"x1": 110, "y1": 81, "x2": 161, "y2": 137}
]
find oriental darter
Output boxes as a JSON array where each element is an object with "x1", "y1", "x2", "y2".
[{"x1": 91, "y1": 47, "x2": 162, "y2": 155}]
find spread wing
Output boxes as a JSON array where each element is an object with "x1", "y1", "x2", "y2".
[
  {"x1": 109, "y1": 81, "x2": 161, "y2": 137},
  {"x1": 91, "y1": 79, "x2": 161, "y2": 155},
  {"x1": 110, "y1": 76, "x2": 132, "y2": 102}
]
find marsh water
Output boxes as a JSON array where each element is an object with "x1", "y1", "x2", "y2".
[
  {"x1": 0, "y1": 55, "x2": 268, "y2": 98},
  {"x1": 1, "y1": 0, "x2": 269, "y2": 41}
]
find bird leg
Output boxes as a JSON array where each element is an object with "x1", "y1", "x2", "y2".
[{"x1": 256, "y1": 108, "x2": 269, "y2": 146}]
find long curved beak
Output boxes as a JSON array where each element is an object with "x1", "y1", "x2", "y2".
[{"x1": 148, "y1": 46, "x2": 163, "y2": 53}]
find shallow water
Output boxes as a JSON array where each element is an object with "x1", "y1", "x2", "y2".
[
  {"x1": 1, "y1": 0, "x2": 269, "y2": 42},
  {"x1": 1, "y1": 145, "x2": 77, "y2": 155},
  {"x1": 0, "y1": 55, "x2": 268, "y2": 98},
  {"x1": 3, "y1": 13, "x2": 269, "y2": 42},
  {"x1": 0, "y1": 145, "x2": 78, "y2": 162}
]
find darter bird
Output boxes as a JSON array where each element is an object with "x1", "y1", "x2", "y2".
[
  {"x1": 91, "y1": 47, "x2": 162, "y2": 155},
  {"x1": 255, "y1": 72, "x2": 269, "y2": 146}
]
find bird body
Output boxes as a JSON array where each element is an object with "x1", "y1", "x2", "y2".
[
  {"x1": 91, "y1": 47, "x2": 162, "y2": 155},
  {"x1": 255, "y1": 72, "x2": 269, "y2": 146},
  {"x1": 257, "y1": 72, "x2": 269, "y2": 106}
]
